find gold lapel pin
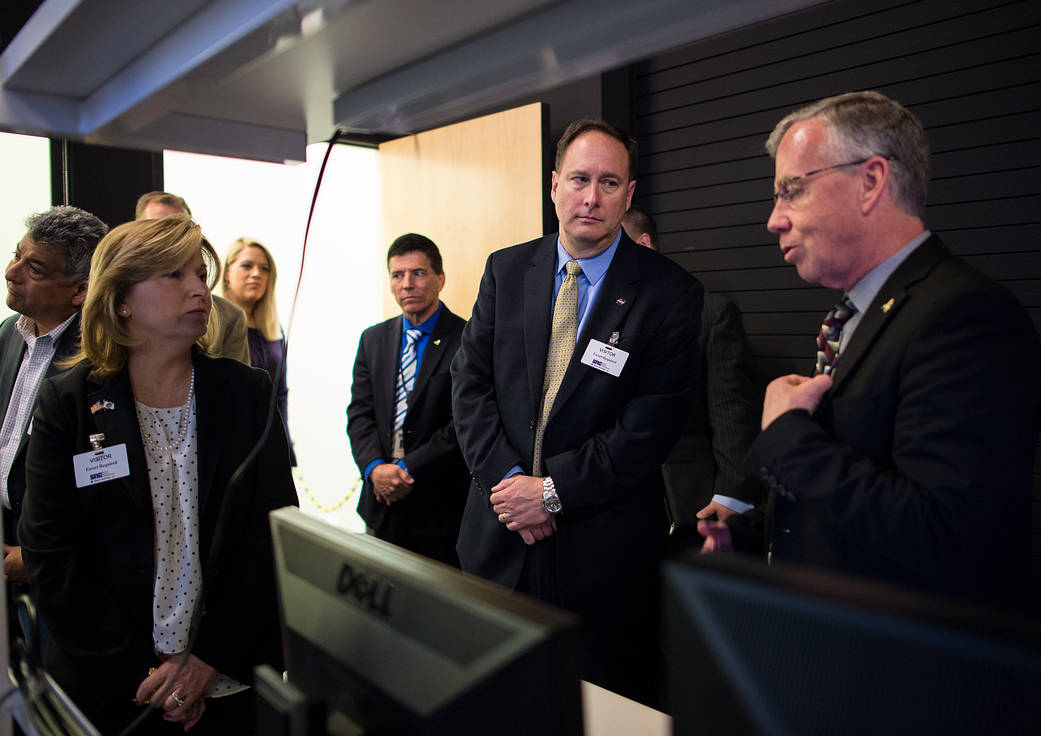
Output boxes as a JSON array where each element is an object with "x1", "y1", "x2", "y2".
[
  {"x1": 881, "y1": 297, "x2": 895, "y2": 314},
  {"x1": 433, "y1": 339, "x2": 441, "y2": 346}
]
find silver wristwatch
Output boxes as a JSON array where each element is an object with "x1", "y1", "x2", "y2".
[{"x1": 542, "y1": 476, "x2": 562, "y2": 514}]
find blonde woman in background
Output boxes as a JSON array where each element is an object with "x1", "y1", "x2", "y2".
[{"x1": 221, "y1": 238, "x2": 295, "y2": 464}]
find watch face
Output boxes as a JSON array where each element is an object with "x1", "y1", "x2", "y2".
[{"x1": 543, "y1": 492, "x2": 562, "y2": 514}]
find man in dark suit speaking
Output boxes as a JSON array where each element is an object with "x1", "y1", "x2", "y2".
[
  {"x1": 451, "y1": 120, "x2": 703, "y2": 704},
  {"x1": 700, "y1": 91, "x2": 1041, "y2": 611},
  {"x1": 347, "y1": 234, "x2": 468, "y2": 566},
  {"x1": 1, "y1": 206, "x2": 107, "y2": 586}
]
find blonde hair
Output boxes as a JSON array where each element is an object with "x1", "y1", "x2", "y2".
[
  {"x1": 221, "y1": 238, "x2": 281, "y2": 341},
  {"x1": 76, "y1": 215, "x2": 219, "y2": 376}
]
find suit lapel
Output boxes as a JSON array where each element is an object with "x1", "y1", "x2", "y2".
[
  {"x1": 410, "y1": 305, "x2": 451, "y2": 405},
  {"x1": 192, "y1": 354, "x2": 226, "y2": 515},
  {"x1": 0, "y1": 321, "x2": 26, "y2": 427},
  {"x1": 547, "y1": 235, "x2": 640, "y2": 424},
  {"x1": 830, "y1": 235, "x2": 947, "y2": 393},
  {"x1": 380, "y1": 315, "x2": 403, "y2": 421},
  {"x1": 86, "y1": 369, "x2": 151, "y2": 513},
  {"x1": 523, "y1": 235, "x2": 559, "y2": 418}
]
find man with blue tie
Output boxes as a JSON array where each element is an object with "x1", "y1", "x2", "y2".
[{"x1": 347, "y1": 234, "x2": 469, "y2": 566}]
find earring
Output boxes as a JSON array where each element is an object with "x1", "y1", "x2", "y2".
[{"x1": 119, "y1": 307, "x2": 130, "y2": 317}]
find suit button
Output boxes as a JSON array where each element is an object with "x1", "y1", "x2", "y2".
[{"x1": 780, "y1": 528, "x2": 790, "y2": 534}]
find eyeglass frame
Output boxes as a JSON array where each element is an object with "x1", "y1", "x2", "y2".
[{"x1": 771, "y1": 156, "x2": 897, "y2": 205}]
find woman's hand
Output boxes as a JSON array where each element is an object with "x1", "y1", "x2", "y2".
[{"x1": 135, "y1": 652, "x2": 216, "y2": 731}]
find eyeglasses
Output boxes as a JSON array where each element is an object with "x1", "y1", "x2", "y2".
[{"x1": 772, "y1": 158, "x2": 882, "y2": 205}]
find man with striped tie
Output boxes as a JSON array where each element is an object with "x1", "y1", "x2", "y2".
[{"x1": 347, "y1": 234, "x2": 469, "y2": 566}]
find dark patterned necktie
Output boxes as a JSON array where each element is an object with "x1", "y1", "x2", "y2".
[{"x1": 814, "y1": 295, "x2": 857, "y2": 376}]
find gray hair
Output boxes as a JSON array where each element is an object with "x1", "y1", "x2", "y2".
[
  {"x1": 765, "y1": 91, "x2": 930, "y2": 220},
  {"x1": 24, "y1": 206, "x2": 108, "y2": 283}
]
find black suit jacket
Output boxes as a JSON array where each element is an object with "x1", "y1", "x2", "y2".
[
  {"x1": 451, "y1": 233, "x2": 703, "y2": 623},
  {"x1": 662, "y1": 293, "x2": 762, "y2": 527},
  {"x1": 18, "y1": 353, "x2": 298, "y2": 725},
  {"x1": 745, "y1": 235, "x2": 1041, "y2": 610},
  {"x1": 0, "y1": 312, "x2": 81, "y2": 542},
  {"x1": 347, "y1": 304, "x2": 469, "y2": 539}
]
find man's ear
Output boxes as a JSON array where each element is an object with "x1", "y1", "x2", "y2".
[
  {"x1": 71, "y1": 280, "x2": 88, "y2": 308},
  {"x1": 859, "y1": 156, "x2": 890, "y2": 215}
]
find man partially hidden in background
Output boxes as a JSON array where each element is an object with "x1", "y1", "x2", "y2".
[{"x1": 622, "y1": 205, "x2": 762, "y2": 544}]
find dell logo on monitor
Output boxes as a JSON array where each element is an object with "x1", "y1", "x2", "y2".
[{"x1": 337, "y1": 563, "x2": 394, "y2": 617}]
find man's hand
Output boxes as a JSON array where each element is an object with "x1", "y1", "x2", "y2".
[
  {"x1": 696, "y1": 500, "x2": 741, "y2": 523},
  {"x1": 761, "y1": 373, "x2": 833, "y2": 430},
  {"x1": 490, "y1": 475, "x2": 554, "y2": 544},
  {"x1": 135, "y1": 652, "x2": 216, "y2": 730},
  {"x1": 697, "y1": 519, "x2": 733, "y2": 554},
  {"x1": 3, "y1": 544, "x2": 27, "y2": 584},
  {"x1": 370, "y1": 463, "x2": 414, "y2": 505}
]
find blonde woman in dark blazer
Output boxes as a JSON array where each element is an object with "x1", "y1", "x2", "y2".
[{"x1": 19, "y1": 215, "x2": 297, "y2": 734}]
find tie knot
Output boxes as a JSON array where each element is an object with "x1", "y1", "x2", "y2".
[
  {"x1": 565, "y1": 260, "x2": 582, "y2": 277},
  {"x1": 405, "y1": 328, "x2": 422, "y2": 345}
]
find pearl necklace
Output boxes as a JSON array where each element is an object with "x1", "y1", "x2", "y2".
[{"x1": 138, "y1": 367, "x2": 195, "y2": 455}]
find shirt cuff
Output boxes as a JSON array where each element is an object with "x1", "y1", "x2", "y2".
[
  {"x1": 711, "y1": 494, "x2": 754, "y2": 514},
  {"x1": 501, "y1": 465, "x2": 523, "y2": 483},
  {"x1": 363, "y1": 459, "x2": 383, "y2": 483}
]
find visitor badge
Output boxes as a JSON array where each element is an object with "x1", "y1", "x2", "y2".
[
  {"x1": 580, "y1": 339, "x2": 629, "y2": 377},
  {"x1": 73, "y1": 444, "x2": 130, "y2": 488}
]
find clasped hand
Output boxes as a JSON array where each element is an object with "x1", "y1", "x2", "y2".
[
  {"x1": 490, "y1": 475, "x2": 555, "y2": 545},
  {"x1": 135, "y1": 652, "x2": 215, "y2": 730},
  {"x1": 371, "y1": 463, "x2": 414, "y2": 505}
]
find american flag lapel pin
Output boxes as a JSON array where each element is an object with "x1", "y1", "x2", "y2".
[{"x1": 615, "y1": 298, "x2": 627, "y2": 306}]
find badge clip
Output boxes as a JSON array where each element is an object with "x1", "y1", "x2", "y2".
[
  {"x1": 609, "y1": 331, "x2": 620, "y2": 346},
  {"x1": 89, "y1": 433, "x2": 105, "y2": 450}
]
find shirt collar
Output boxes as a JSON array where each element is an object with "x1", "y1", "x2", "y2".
[
  {"x1": 847, "y1": 230, "x2": 931, "y2": 313},
  {"x1": 555, "y1": 230, "x2": 622, "y2": 285},
  {"x1": 16, "y1": 311, "x2": 77, "y2": 347},
  {"x1": 401, "y1": 301, "x2": 442, "y2": 336}
]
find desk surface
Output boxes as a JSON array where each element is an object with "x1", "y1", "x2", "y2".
[{"x1": 582, "y1": 681, "x2": 671, "y2": 736}]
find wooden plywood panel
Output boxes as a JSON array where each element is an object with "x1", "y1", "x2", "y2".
[{"x1": 379, "y1": 102, "x2": 545, "y2": 320}]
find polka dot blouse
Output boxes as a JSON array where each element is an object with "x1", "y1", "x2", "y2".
[{"x1": 136, "y1": 396, "x2": 246, "y2": 698}]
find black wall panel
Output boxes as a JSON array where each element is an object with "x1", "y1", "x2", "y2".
[{"x1": 630, "y1": 0, "x2": 1041, "y2": 607}]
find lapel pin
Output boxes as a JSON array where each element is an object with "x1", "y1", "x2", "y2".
[
  {"x1": 433, "y1": 339, "x2": 441, "y2": 346},
  {"x1": 91, "y1": 400, "x2": 115, "y2": 414},
  {"x1": 615, "y1": 298, "x2": 627, "y2": 306},
  {"x1": 881, "y1": 298, "x2": 895, "y2": 314}
]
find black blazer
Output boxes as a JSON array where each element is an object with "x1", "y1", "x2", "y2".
[
  {"x1": 662, "y1": 293, "x2": 762, "y2": 527},
  {"x1": 18, "y1": 353, "x2": 298, "y2": 724},
  {"x1": 346, "y1": 304, "x2": 469, "y2": 538},
  {"x1": 0, "y1": 312, "x2": 81, "y2": 542},
  {"x1": 451, "y1": 233, "x2": 703, "y2": 622},
  {"x1": 745, "y1": 235, "x2": 1041, "y2": 609}
]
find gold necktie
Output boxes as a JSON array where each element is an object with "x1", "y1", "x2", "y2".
[{"x1": 532, "y1": 259, "x2": 582, "y2": 474}]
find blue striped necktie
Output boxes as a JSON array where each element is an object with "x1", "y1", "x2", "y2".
[{"x1": 394, "y1": 328, "x2": 422, "y2": 430}]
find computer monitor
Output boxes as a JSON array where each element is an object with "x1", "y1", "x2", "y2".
[
  {"x1": 663, "y1": 553, "x2": 1041, "y2": 735},
  {"x1": 268, "y1": 508, "x2": 583, "y2": 735}
]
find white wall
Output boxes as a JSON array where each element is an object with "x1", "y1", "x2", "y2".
[
  {"x1": 165, "y1": 143, "x2": 382, "y2": 532},
  {"x1": 0, "y1": 133, "x2": 52, "y2": 323}
]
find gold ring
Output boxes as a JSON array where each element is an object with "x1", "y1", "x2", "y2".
[{"x1": 172, "y1": 692, "x2": 185, "y2": 707}]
